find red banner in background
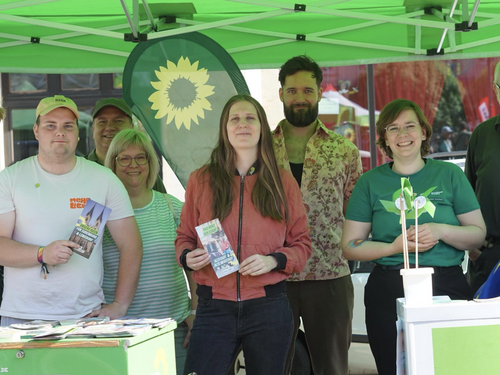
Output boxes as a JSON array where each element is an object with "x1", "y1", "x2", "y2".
[
  {"x1": 373, "y1": 61, "x2": 446, "y2": 126},
  {"x1": 455, "y1": 58, "x2": 500, "y2": 131},
  {"x1": 322, "y1": 61, "x2": 446, "y2": 167}
]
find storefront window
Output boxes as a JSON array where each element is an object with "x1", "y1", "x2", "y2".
[
  {"x1": 9, "y1": 74, "x2": 47, "y2": 93},
  {"x1": 61, "y1": 74, "x2": 99, "y2": 90},
  {"x1": 1, "y1": 73, "x2": 119, "y2": 166},
  {"x1": 113, "y1": 73, "x2": 123, "y2": 89},
  {"x1": 10, "y1": 107, "x2": 94, "y2": 161}
]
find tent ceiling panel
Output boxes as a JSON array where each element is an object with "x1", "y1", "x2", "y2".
[{"x1": 1, "y1": 0, "x2": 500, "y2": 73}]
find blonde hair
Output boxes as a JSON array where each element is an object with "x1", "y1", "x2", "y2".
[{"x1": 105, "y1": 129, "x2": 159, "y2": 189}]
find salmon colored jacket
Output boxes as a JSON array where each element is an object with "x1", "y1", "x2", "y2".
[{"x1": 175, "y1": 167, "x2": 312, "y2": 301}]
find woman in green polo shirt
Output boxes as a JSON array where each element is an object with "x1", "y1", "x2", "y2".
[{"x1": 341, "y1": 99, "x2": 486, "y2": 375}]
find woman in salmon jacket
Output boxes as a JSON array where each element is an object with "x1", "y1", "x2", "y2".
[{"x1": 175, "y1": 94, "x2": 312, "y2": 375}]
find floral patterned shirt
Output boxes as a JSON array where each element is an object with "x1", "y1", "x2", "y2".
[{"x1": 273, "y1": 120, "x2": 362, "y2": 281}]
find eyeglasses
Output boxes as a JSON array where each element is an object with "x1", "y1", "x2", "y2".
[
  {"x1": 494, "y1": 82, "x2": 500, "y2": 90},
  {"x1": 116, "y1": 153, "x2": 149, "y2": 167},
  {"x1": 385, "y1": 122, "x2": 420, "y2": 135}
]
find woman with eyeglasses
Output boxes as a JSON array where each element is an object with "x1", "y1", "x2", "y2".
[
  {"x1": 341, "y1": 99, "x2": 486, "y2": 375},
  {"x1": 103, "y1": 129, "x2": 194, "y2": 375}
]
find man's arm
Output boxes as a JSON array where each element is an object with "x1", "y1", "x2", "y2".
[
  {"x1": 343, "y1": 147, "x2": 363, "y2": 216},
  {"x1": 0, "y1": 211, "x2": 75, "y2": 267},
  {"x1": 0, "y1": 211, "x2": 32, "y2": 267},
  {"x1": 98, "y1": 216, "x2": 142, "y2": 319}
]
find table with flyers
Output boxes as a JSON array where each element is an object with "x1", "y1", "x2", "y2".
[
  {"x1": 0, "y1": 321, "x2": 177, "y2": 375},
  {"x1": 396, "y1": 296, "x2": 500, "y2": 375}
]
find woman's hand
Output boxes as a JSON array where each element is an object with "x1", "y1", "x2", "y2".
[
  {"x1": 186, "y1": 248, "x2": 210, "y2": 271},
  {"x1": 392, "y1": 232, "x2": 437, "y2": 254},
  {"x1": 240, "y1": 254, "x2": 277, "y2": 276},
  {"x1": 407, "y1": 223, "x2": 442, "y2": 245},
  {"x1": 85, "y1": 301, "x2": 127, "y2": 320}
]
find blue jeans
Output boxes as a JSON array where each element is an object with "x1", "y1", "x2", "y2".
[{"x1": 183, "y1": 292, "x2": 293, "y2": 375}]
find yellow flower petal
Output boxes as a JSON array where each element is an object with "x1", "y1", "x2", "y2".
[{"x1": 148, "y1": 56, "x2": 215, "y2": 130}]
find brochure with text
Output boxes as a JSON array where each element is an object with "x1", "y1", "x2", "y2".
[
  {"x1": 195, "y1": 219, "x2": 239, "y2": 278},
  {"x1": 69, "y1": 199, "x2": 111, "y2": 259}
]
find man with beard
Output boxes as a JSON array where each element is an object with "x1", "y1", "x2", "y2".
[{"x1": 272, "y1": 55, "x2": 362, "y2": 375}]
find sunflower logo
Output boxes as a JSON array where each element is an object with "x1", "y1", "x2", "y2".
[{"x1": 148, "y1": 56, "x2": 215, "y2": 130}]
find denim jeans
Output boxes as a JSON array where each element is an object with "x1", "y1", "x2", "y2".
[{"x1": 183, "y1": 292, "x2": 293, "y2": 375}]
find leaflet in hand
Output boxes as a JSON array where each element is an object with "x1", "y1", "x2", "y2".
[
  {"x1": 69, "y1": 199, "x2": 111, "y2": 259},
  {"x1": 195, "y1": 219, "x2": 239, "y2": 278}
]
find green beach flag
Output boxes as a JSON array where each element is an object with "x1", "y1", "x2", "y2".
[{"x1": 123, "y1": 32, "x2": 249, "y2": 187}]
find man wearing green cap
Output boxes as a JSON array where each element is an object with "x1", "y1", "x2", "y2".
[
  {"x1": 85, "y1": 98, "x2": 166, "y2": 193},
  {"x1": 0, "y1": 95, "x2": 142, "y2": 324}
]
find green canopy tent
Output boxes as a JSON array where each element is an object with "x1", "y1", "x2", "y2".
[
  {"x1": 1, "y1": 0, "x2": 500, "y2": 73},
  {"x1": 2, "y1": 0, "x2": 499, "y2": 177}
]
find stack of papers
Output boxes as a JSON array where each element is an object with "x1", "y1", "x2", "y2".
[{"x1": 7, "y1": 317, "x2": 175, "y2": 341}]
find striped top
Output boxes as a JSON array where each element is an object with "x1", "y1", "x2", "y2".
[{"x1": 102, "y1": 190, "x2": 190, "y2": 322}]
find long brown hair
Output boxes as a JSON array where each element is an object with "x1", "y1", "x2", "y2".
[{"x1": 204, "y1": 94, "x2": 289, "y2": 222}]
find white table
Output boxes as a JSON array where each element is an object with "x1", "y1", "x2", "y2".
[{"x1": 396, "y1": 296, "x2": 500, "y2": 375}]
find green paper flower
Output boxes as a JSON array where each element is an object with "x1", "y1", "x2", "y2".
[{"x1": 379, "y1": 178, "x2": 436, "y2": 222}]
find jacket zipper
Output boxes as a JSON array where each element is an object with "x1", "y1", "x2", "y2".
[{"x1": 236, "y1": 174, "x2": 245, "y2": 302}]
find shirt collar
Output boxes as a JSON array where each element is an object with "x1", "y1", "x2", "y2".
[
  {"x1": 275, "y1": 119, "x2": 327, "y2": 138},
  {"x1": 234, "y1": 160, "x2": 259, "y2": 176},
  {"x1": 494, "y1": 115, "x2": 500, "y2": 132}
]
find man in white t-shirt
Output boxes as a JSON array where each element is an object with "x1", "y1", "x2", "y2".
[{"x1": 0, "y1": 95, "x2": 142, "y2": 325}]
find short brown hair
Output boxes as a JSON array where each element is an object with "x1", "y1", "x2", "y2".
[
  {"x1": 376, "y1": 99, "x2": 432, "y2": 159},
  {"x1": 279, "y1": 55, "x2": 323, "y2": 88}
]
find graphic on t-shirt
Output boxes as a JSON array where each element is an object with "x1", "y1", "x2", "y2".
[
  {"x1": 379, "y1": 178, "x2": 437, "y2": 221},
  {"x1": 70, "y1": 197, "x2": 91, "y2": 209},
  {"x1": 69, "y1": 199, "x2": 112, "y2": 259},
  {"x1": 380, "y1": 178, "x2": 438, "y2": 268}
]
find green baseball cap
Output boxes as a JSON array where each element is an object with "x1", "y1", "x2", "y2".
[
  {"x1": 92, "y1": 98, "x2": 133, "y2": 119},
  {"x1": 36, "y1": 95, "x2": 79, "y2": 119}
]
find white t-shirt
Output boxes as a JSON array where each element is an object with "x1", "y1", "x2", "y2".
[{"x1": 0, "y1": 156, "x2": 134, "y2": 320}]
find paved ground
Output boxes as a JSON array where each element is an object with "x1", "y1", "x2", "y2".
[{"x1": 233, "y1": 342, "x2": 378, "y2": 374}]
